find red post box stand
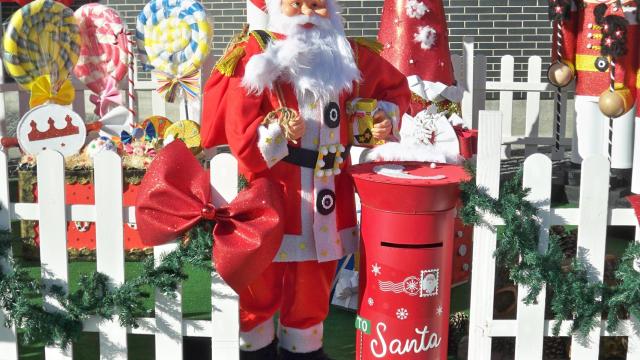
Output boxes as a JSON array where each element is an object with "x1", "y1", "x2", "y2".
[{"x1": 349, "y1": 161, "x2": 469, "y2": 360}]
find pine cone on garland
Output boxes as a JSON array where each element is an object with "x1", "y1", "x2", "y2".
[
  {"x1": 448, "y1": 312, "x2": 469, "y2": 356},
  {"x1": 543, "y1": 337, "x2": 570, "y2": 359},
  {"x1": 601, "y1": 336, "x2": 627, "y2": 360},
  {"x1": 554, "y1": 227, "x2": 577, "y2": 259}
]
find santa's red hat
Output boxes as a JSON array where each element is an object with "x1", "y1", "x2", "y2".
[
  {"x1": 378, "y1": 0, "x2": 461, "y2": 109},
  {"x1": 248, "y1": 0, "x2": 268, "y2": 30}
]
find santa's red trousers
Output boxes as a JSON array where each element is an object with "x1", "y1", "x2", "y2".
[{"x1": 239, "y1": 260, "x2": 338, "y2": 352}]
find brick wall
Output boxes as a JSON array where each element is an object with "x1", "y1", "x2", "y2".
[{"x1": 2, "y1": 0, "x2": 554, "y2": 83}]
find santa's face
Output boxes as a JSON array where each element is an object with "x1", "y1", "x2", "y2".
[{"x1": 281, "y1": 0, "x2": 329, "y2": 20}]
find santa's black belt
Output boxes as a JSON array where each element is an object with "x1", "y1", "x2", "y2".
[{"x1": 283, "y1": 144, "x2": 351, "y2": 170}]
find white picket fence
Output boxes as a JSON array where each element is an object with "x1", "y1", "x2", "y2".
[
  {"x1": 453, "y1": 38, "x2": 640, "y2": 359},
  {"x1": 467, "y1": 110, "x2": 640, "y2": 359}
]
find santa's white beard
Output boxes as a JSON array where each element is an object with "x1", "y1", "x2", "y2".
[{"x1": 242, "y1": 12, "x2": 361, "y2": 103}]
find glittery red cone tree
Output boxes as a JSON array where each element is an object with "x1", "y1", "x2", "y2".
[{"x1": 378, "y1": 0, "x2": 460, "y2": 115}]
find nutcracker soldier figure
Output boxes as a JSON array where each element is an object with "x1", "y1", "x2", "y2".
[
  {"x1": 548, "y1": 0, "x2": 638, "y2": 192},
  {"x1": 200, "y1": 0, "x2": 411, "y2": 359}
]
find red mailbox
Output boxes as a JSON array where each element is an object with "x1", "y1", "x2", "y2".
[{"x1": 350, "y1": 161, "x2": 468, "y2": 360}]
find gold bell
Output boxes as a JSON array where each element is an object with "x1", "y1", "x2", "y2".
[
  {"x1": 547, "y1": 61, "x2": 574, "y2": 88},
  {"x1": 599, "y1": 85, "x2": 632, "y2": 118}
]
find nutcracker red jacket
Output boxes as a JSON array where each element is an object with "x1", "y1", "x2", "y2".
[
  {"x1": 554, "y1": 1, "x2": 639, "y2": 100},
  {"x1": 200, "y1": 31, "x2": 410, "y2": 262}
]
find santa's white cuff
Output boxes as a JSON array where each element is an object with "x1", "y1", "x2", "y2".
[
  {"x1": 278, "y1": 322, "x2": 323, "y2": 353},
  {"x1": 257, "y1": 122, "x2": 289, "y2": 168},
  {"x1": 377, "y1": 100, "x2": 401, "y2": 139},
  {"x1": 240, "y1": 317, "x2": 275, "y2": 352}
]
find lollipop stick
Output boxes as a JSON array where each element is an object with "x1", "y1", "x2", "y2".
[
  {"x1": 183, "y1": 97, "x2": 189, "y2": 121},
  {"x1": 126, "y1": 32, "x2": 137, "y2": 124}
]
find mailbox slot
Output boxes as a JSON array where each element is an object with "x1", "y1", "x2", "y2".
[{"x1": 381, "y1": 242, "x2": 443, "y2": 249}]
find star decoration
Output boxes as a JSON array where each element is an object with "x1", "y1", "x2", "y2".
[
  {"x1": 436, "y1": 305, "x2": 443, "y2": 316},
  {"x1": 371, "y1": 263, "x2": 381, "y2": 277},
  {"x1": 368, "y1": 297, "x2": 374, "y2": 306}
]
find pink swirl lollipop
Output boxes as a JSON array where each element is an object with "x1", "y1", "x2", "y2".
[{"x1": 73, "y1": 4, "x2": 129, "y2": 95}]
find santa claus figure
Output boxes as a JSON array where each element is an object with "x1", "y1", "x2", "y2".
[
  {"x1": 200, "y1": 0, "x2": 410, "y2": 359},
  {"x1": 549, "y1": 0, "x2": 638, "y2": 177}
]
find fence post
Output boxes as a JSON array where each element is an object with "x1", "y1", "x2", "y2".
[
  {"x1": 569, "y1": 155, "x2": 610, "y2": 359},
  {"x1": 499, "y1": 55, "x2": 515, "y2": 159},
  {"x1": 38, "y1": 150, "x2": 73, "y2": 359},
  {"x1": 524, "y1": 57, "x2": 542, "y2": 157},
  {"x1": 462, "y1": 36, "x2": 487, "y2": 129},
  {"x1": 154, "y1": 242, "x2": 184, "y2": 359},
  {"x1": 94, "y1": 152, "x2": 128, "y2": 360},
  {"x1": 514, "y1": 154, "x2": 552, "y2": 359},
  {"x1": 468, "y1": 110, "x2": 502, "y2": 358},
  {"x1": 210, "y1": 153, "x2": 240, "y2": 360}
]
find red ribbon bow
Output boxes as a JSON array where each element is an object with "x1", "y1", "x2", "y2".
[{"x1": 135, "y1": 141, "x2": 285, "y2": 292}]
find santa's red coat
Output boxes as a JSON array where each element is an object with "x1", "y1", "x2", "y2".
[{"x1": 201, "y1": 32, "x2": 410, "y2": 262}]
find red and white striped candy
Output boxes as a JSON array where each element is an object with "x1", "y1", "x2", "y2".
[{"x1": 73, "y1": 4, "x2": 129, "y2": 95}]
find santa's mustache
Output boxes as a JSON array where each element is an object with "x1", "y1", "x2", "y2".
[{"x1": 285, "y1": 14, "x2": 334, "y2": 31}]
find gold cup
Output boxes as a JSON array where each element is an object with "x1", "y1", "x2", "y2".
[{"x1": 350, "y1": 98, "x2": 379, "y2": 146}]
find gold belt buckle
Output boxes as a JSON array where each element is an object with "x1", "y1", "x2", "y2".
[{"x1": 315, "y1": 144, "x2": 346, "y2": 177}]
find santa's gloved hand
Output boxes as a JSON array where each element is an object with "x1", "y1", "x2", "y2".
[
  {"x1": 286, "y1": 114, "x2": 306, "y2": 140},
  {"x1": 372, "y1": 110, "x2": 392, "y2": 140}
]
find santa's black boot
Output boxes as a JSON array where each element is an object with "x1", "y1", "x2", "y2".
[
  {"x1": 279, "y1": 347, "x2": 333, "y2": 360},
  {"x1": 240, "y1": 338, "x2": 278, "y2": 360}
]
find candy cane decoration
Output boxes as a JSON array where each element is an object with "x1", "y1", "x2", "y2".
[
  {"x1": 126, "y1": 32, "x2": 137, "y2": 124},
  {"x1": 608, "y1": 59, "x2": 615, "y2": 161},
  {"x1": 554, "y1": 19, "x2": 563, "y2": 153}
]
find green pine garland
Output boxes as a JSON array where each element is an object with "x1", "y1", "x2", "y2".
[
  {"x1": 460, "y1": 164, "x2": 640, "y2": 337},
  {"x1": 0, "y1": 223, "x2": 213, "y2": 348}
]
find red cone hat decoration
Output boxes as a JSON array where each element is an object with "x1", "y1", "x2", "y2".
[{"x1": 378, "y1": 0, "x2": 462, "y2": 105}]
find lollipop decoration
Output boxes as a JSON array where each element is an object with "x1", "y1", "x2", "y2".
[
  {"x1": 73, "y1": 3, "x2": 129, "y2": 116},
  {"x1": 3, "y1": 0, "x2": 80, "y2": 107},
  {"x1": 136, "y1": 0, "x2": 212, "y2": 104}
]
